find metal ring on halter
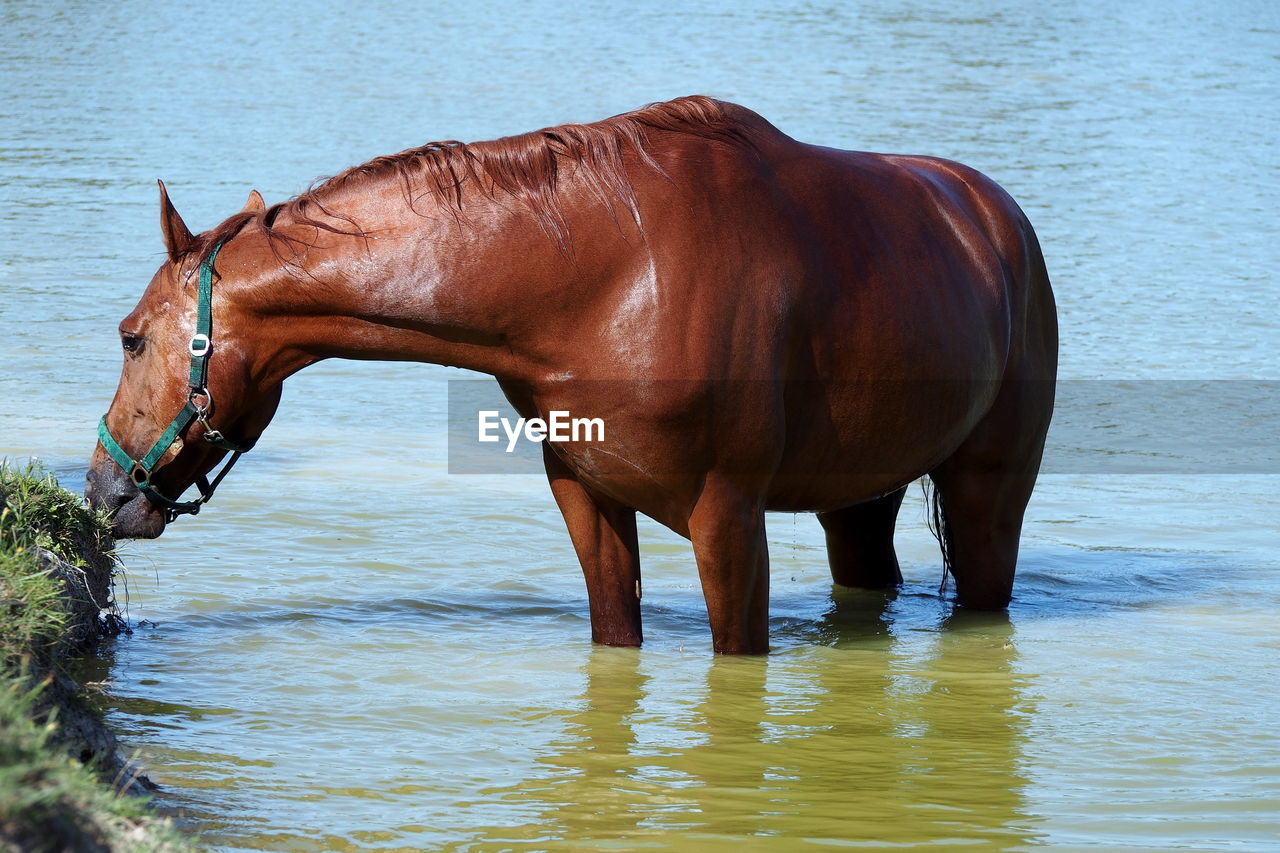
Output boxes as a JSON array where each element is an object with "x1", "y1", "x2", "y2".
[
  {"x1": 189, "y1": 386, "x2": 214, "y2": 415},
  {"x1": 130, "y1": 463, "x2": 150, "y2": 486}
]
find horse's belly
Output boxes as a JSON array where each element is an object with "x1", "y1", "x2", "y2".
[
  {"x1": 764, "y1": 472, "x2": 911, "y2": 512},
  {"x1": 764, "y1": 377, "x2": 1001, "y2": 511}
]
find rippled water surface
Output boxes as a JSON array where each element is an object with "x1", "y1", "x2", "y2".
[{"x1": 2, "y1": 0, "x2": 1278, "y2": 850}]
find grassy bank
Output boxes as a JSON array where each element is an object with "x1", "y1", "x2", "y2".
[{"x1": 0, "y1": 464, "x2": 195, "y2": 852}]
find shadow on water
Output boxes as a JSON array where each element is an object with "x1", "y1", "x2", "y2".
[{"x1": 456, "y1": 600, "x2": 1040, "y2": 851}]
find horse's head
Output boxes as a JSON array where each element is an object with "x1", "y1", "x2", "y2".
[{"x1": 87, "y1": 182, "x2": 283, "y2": 538}]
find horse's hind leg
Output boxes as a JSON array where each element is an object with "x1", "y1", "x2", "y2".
[
  {"x1": 929, "y1": 381, "x2": 1054, "y2": 610},
  {"x1": 544, "y1": 445, "x2": 643, "y2": 646},
  {"x1": 818, "y1": 486, "x2": 907, "y2": 589}
]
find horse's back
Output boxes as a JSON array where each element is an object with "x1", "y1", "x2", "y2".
[
  {"x1": 643, "y1": 113, "x2": 1050, "y2": 378},
  {"x1": 650, "y1": 114, "x2": 1057, "y2": 508}
]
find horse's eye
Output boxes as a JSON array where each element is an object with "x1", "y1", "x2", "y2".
[{"x1": 121, "y1": 333, "x2": 144, "y2": 354}]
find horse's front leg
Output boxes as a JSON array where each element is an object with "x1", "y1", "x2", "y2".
[
  {"x1": 688, "y1": 476, "x2": 770, "y2": 655},
  {"x1": 543, "y1": 444, "x2": 643, "y2": 647}
]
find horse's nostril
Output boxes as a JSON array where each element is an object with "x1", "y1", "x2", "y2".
[
  {"x1": 85, "y1": 474, "x2": 102, "y2": 507},
  {"x1": 85, "y1": 466, "x2": 134, "y2": 514}
]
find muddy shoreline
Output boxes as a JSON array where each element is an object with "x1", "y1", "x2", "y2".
[
  {"x1": 33, "y1": 547, "x2": 153, "y2": 796},
  {"x1": 0, "y1": 467, "x2": 191, "y2": 852}
]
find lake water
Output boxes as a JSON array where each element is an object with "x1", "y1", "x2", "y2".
[{"x1": 2, "y1": 0, "x2": 1278, "y2": 850}]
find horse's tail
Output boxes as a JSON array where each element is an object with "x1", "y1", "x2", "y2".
[{"x1": 922, "y1": 476, "x2": 953, "y2": 591}]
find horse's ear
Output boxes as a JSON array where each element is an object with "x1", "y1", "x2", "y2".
[
  {"x1": 157, "y1": 179, "x2": 195, "y2": 263},
  {"x1": 242, "y1": 189, "x2": 266, "y2": 214}
]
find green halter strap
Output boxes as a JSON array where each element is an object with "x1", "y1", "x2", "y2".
[{"x1": 97, "y1": 241, "x2": 255, "y2": 521}]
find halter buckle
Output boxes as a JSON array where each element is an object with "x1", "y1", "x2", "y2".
[
  {"x1": 189, "y1": 334, "x2": 211, "y2": 357},
  {"x1": 165, "y1": 503, "x2": 201, "y2": 524},
  {"x1": 130, "y1": 463, "x2": 150, "y2": 487}
]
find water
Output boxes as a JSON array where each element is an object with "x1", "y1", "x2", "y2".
[{"x1": 2, "y1": 0, "x2": 1279, "y2": 849}]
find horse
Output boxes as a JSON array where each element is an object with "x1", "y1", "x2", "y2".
[{"x1": 86, "y1": 96, "x2": 1057, "y2": 654}]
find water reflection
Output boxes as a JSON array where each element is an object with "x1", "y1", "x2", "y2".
[{"x1": 464, "y1": 605, "x2": 1038, "y2": 850}]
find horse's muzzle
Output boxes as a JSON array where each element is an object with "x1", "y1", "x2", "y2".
[{"x1": 86, "y1": 457, "x2": 167, "y2": 539}]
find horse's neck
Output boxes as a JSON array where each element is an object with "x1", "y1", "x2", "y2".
[{"x1": 260, "y1": 195, "x2": 585, "y2": 381}]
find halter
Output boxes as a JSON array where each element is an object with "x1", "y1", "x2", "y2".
[{"x1": 97, "y1": 241, "x2": 255, "y2": 522}]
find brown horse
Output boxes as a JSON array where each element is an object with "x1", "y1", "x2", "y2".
[{"x1": 86, "y1": 96, "x2": 1056, "y2": 654}]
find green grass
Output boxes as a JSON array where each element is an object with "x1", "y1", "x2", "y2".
[
  {"x1": 0, "y1": 463, "x2": 114, "y2": 576},
  {"x1": 0, "y1": 462, "x2": 198, "y2": 852},
  {"x1": 0, "y1": 541, "x2": 67, "y2": 671},
  {"x1": 1, "y1": 470, "x2": 77, "y2": 667},
  {"x1": 0, "y1": 673, "x2": 191, "y2": 852},
  {"x1": 0, "y1": 462, "x2": 116, "y2": 663}
]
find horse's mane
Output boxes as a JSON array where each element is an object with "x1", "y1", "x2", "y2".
[{"x1": 194, "y1": 96, "x2": 759, "y2": 260}]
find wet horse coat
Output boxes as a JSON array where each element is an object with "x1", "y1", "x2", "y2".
[{"x1": 87, "y1": 97, "x2": 1057, "y2": 653}]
